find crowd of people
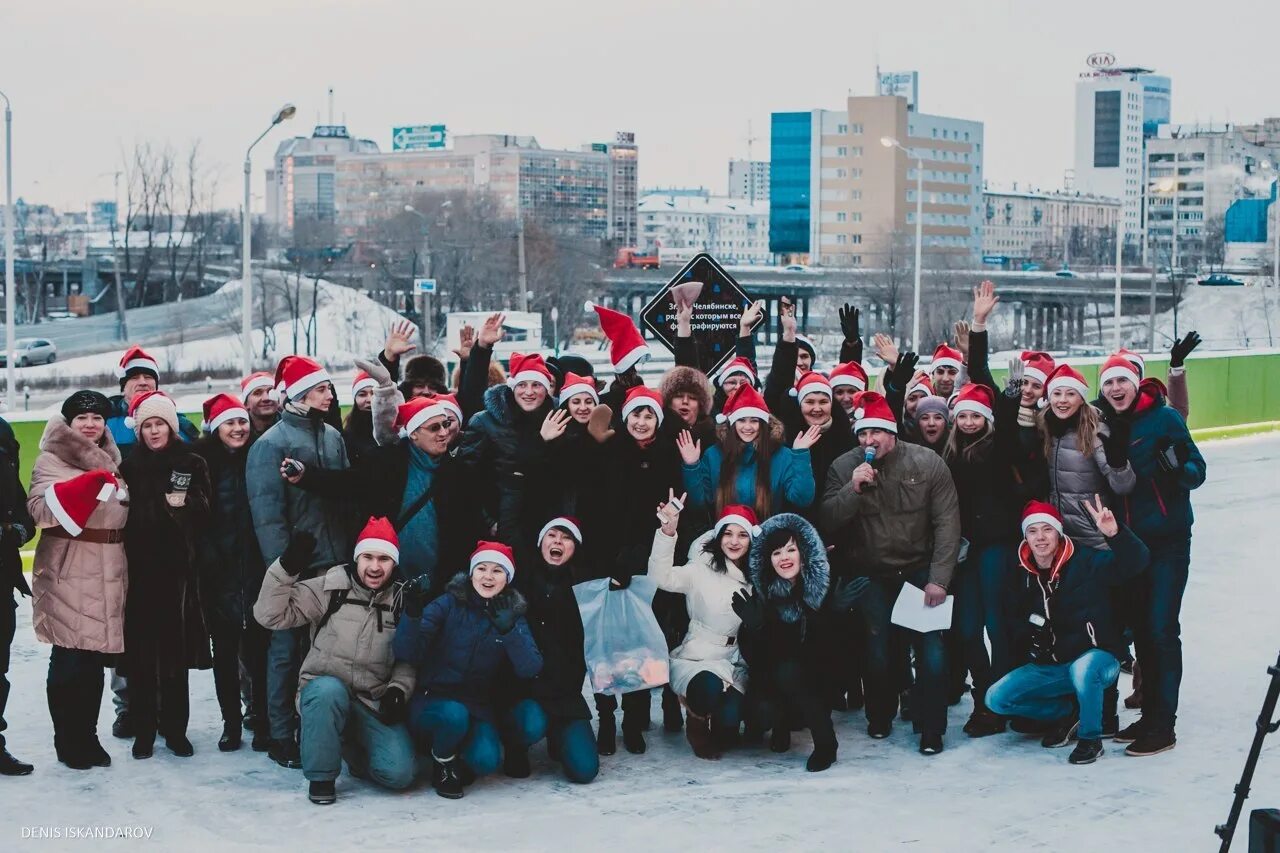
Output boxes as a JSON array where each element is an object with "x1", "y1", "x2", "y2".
[{"x1": 0, "y1": 280, "x2": 1207, "y2": 806}]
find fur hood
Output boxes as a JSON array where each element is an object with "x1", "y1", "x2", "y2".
[
  {"x1": 715, "y1": 415, "x2": 786, "y2": 445},
  {"x1": 748, "y1": 512, "x2": 830, "y2": 622},
  {"x1": 38, "y1": 416, "x2": 122, "y2": 473},
  {"x1": 659, "y1": 366, "x2": 713, "y2": 419},
  {"x1": 444, "y1": 571, "x2": 529, "y2": 615}
]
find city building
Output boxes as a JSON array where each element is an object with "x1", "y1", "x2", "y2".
[
  {"x1": 1224, "y1": 181, "x2": 1276, "y2": 270},
  {"x1": 264, "y1": 124, "x2": 380, "y2": 232},
  {"x1": 638, "y1": 192, "x2": 770, "y2": 265},
  {"x1": 728, "y1": 159, "x2": 770, "y2": 203},
  {"x1": 769, "y1": 87, "x2": 984, "y2": 267},
  {"x1": 981, "y1": 187, "x2": 1120, "y2": 265}
]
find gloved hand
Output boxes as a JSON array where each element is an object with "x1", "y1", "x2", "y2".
[
  {"x1": 838, "y1": 303, "x2": 860, "y2": 343},
  {"x1": 1005, "y1": 357, "x2": 1025, "y2": 399},
  {"x1": 487, "y1": 600, "x2": 519, "y2": 635},
  {"x1": 731, "y1": 589, "x2": 764, "y2": 632},
  {"x1": 401, "y1": 574, "x2": 433, "y2": 620},
  {"x1": 279, "y1": 531, "x2": 316, "y2": 576},
  {"x1": 608, "y1": 575, "x2": 632, "y2": 591},
  {"x1": 611, "y1": 368, "x2": 643, "y2": 393},
  {"x1": 1155, "y1": 436, "x2": 1191, "y2": 472},
  {"x1": 587, "y1": 404, "x2": 616, "y2": 444},
  {"x1": 380, "y1": 686, "x2": 408, "y2": 725},
  {"x1": 353, "y1": 357, "x2": 393, "y2": 388},
  {"x1": 827, "y1": 577, "x2": 871, "y2": 612},
  {"x1": 1100, "y1": 417, "x2": 1131, "y2": 468},
  {"x1": 0, "y1": 523, "x2": 28, "y2": 549},
  {"x1": 1168, "y1": 330, "x2": 1201, "y2": 369},
  {"x1": 888, "y1": 351, "x2": 920, "y2": 391}
]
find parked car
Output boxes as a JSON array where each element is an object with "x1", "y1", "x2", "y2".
[
  {"x1": 0, "y1": 338, "x2": 57, "y2": 366},
  {"x1": 1198, "y1": 274, "x2": 1245, "y2": 287}
]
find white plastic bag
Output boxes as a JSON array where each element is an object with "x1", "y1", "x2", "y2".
[{"x1": 573, "y1": 576, "x2": 670, "y2": 696}]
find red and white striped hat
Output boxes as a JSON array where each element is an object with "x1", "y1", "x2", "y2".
[
  {"x1": 353, "y1": 516, "x2": 399, "y2": 563},
  {"x1": 591, "y1": 303, "x2": 651, "y2": 373},
  {"x1": 1021, "y1": 500, "x2": 1064, "y2": 536},
  {"x1": 1044, "y1": 364, "x2": 1091, "y2": 400},
  {"x1": 241, "y1": 371, "x2": 275, "y2": 403},
  {"x1": 714, "y1": 504, "x2": 762, "y2": 537},
  {"x1": 717, "y1": 384, "x2": 770, "y2": 425},
  {"x1": 1020, "y1": 351, "x2": 1056, "y2": 386},
  {"x1": 621, "y1": 386, "x2": 664, "y2": 426},
  {"x1": 470, "y1": 541, "x2": 516, "y2": 581},
  {"x1": 203, "y1": 393, "x2": 249, "y2": 433},
  {"x1": 558, "y1": 372, "x2": 599, "y2": 406},
  {"x1": 829, "y1": 361, "x2": 868, "y2": 392},
  {"x1": 951, "y1": 383, "x2": 994, "y2": 422},
  {"x1": 352, "y1": 370, "x2": 377, "y2": 397},
  {"x1": 396, "y1": 396, "x2": 453, "y2": 438},
  {"x1": 537, "y1": 516, "x2": 583, "y2": 546},
  {"x1": 44, "y1": 470, "x2": 126, "y2": 537},
  {"x1": 1100, "y1": 353, "x2": 1141, "y2": 388},
  {"x1": 851, "y1": 391, "x2": 897, "y2": 434},
  {"x1": 273, "y1": 355, "x2": 331, "y2": 402},
  {"x1": 506, "y1": 352, "x2": 554, "y2": 393},
  {"x1": 115, "y1": 345, "x2": 160, "y2": 380},
  {"x1": 715, "y1": 356, "x2": 757, "y2": 388},
  {"x1": 930, "y1": 343, "x2": 964, "y2": 373},
  {"x1": 789, "y1": 370, "x2": 832, "y2": 402}
]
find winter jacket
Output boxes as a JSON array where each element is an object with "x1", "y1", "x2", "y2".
[
  {"x1": 682, "y1": 423, "x2": 816, "y2": 515},
  {"x1": 27, "y1": 418, "x2": 129, "y2": 653},
  {"x1": 506, "y1": 559, "x2": 591, "y2": 722},
  {"x1": 193, "y1": 435, "x2": 266, "y2": 631},
  {"x1": 946, "y1": 387, "x2": 1022, "y2": 548},
  {"x1": 342, "y1": 407, "x2": 378, "y2": 467},
  {"x1": 105, "y1": 394, "x2": 199, "y2": 461},
  {"x1": 0, "y1": 417, "x2": 35, "y2": 596},
  {"x1": 647, "y1": 529, "x2": 749, "y2": 695},
  {"x1": 527, "y1": 423, "x2": 608, "y2": 540},
  {"x1": 1099, "y1": 380, "x2": 1206, "y2": 542},
  {"x1": 1010, "y1": 525, "x2": 1150, "y2": 664},
  {"x1": 393, "y1": 573, "x2": 542, "y2": 721},
  {"x1": 675, "y1": 331, "x2": 758, "y2": 413},
  {"x1": 1043, "y1": 409, "x2": 1136, "y2": 550},
  {"x1": 821, "y1": 440, "x2": 962, "y2": 589},
  {"x1": 245, "y1": 407, "x2": 352, "y2": 573},
  {"x1": 254, "y1": 560, "x2": 416, "y2": 713}
]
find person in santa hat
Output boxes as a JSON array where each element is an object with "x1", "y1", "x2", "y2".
[
  {"x1": 26, "y1": 391, "x2": 129, "y2": 770},
  {"x1": 394, "y1": 541, "x2": 542, "y2": 799},
  {"x1": 341, "y1": 370, "x2": 380, "y2": 466},
  {"x1": 245, "y1": 354, "x2": 353, "y2": 770},
  {"x1": 986, "y1": 498, "x2": 1150, "y2": 765},
  {"x1": 1094, "y1": 351, "x2": 1205, "y2": 757},
  {"x1": 928, "y1": 342, "x2": 965, "y2": 399},
  {"x1": 1094, "y1": 333, "x2": 1199, "y2": 421},
  {"x1": 254, "y1": 519, "x2": 417, "y2": 805},
  {"x1": 770, "y1": 367, "x2": 853, "y2": 523},
  {"x1": 240, "y1": 371, "x2": 280, "y2": 437},
  {"x1": 1003, "y1": 352, "x2": 1056, "y2": 504},
  {"x1": 870, "y1": 333, "x2": 931, "y2": 439},
  {"x1": 104, "y1": 345, "x2": 199, "y2": 462},
  {"x1": 673, "y1": 296, "x2": 764, "y2": 414},
  {"x1": 521, "y1": 369, "x2": 607, "y2": 529},
  {"x1": 118, "y1": 391, "x2": 212, "y2": 761},
  {"x1": 828, "y1": 360, "x2": 870, "y2": 417}
]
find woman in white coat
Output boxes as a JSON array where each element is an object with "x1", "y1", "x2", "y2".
[{"x1": 648, "y1": 496, "x2": 756, "y2": 759}]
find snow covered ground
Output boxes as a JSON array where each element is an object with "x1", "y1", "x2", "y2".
[{"x1": 3, "y1": 435, "x2": 1279, "y2": 852}]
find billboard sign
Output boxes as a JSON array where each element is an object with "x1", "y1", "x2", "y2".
[
  {"x1": 393, "y1": 125, "x2": 447, "y2": 151},
  {"x1": 640, "y1": 253, "x2": 762, "y2": 376},
  {"x1": 876, "y1": 70, "x2": 919, "y2": 109}
]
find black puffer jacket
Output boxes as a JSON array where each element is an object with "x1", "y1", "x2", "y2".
[
  {"x1": 194, "y1": 434, "x2": 266, "y2": 630},
  {"x1": 504, "y1": 555, "x2": 591, "y2": 722},
  {"x1": 0, "y1": 417, "x2": 35, "y2": 596},
  {"x1": 342, "y1": 407, "x2": 378, "y2": 468},
  {"x1": 945, "y1": 387, "x2": 1022, "y2": 548}
]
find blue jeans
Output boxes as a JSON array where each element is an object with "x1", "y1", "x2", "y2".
[
  {"x1": 987, "y1": 649, "x2": 1120, "y2": 740},
  {"x1": 267, "y1": 627, "x2": 305, "y2": 740},
  {"x1": 858, "y1": 570, "x2": 948, "y2": 735},
  {"x1": 953, "y1": 543, "x2": 1015, "y2": 698},
  {"x1": 504, "y1": 699, "x2": 598, "y2": 783},
  {"x1": 409, "y1": 696, "x2": 501, "y2": 776},
  {"x1": 685, "y1": 670, "x2": 744, "y2": 733},
  {"x1": 1131, "y1": 536, "x2": 1190, "y2": 730},
  {"x1": 298, "y1": 676, "x2": 414, "y2": 789}
]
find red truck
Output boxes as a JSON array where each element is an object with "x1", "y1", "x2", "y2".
[{"x1": 613, "y1": 247, "x2": 660, "y2": 269}]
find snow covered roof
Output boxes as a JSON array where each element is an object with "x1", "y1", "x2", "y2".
[{"x1": 638, "y1": 194, "x2": 768, "y2": 216}]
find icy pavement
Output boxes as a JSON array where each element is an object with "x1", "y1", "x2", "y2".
[{"x1": 3, "y1": 436, "x2": 1280, "y2": 852}]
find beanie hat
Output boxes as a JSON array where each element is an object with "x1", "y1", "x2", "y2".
[
  {"x1": 202, "y1": 393, "x2": 249, "y2": 433},
  {"x1": 829, "y1": 361, "x2": 868, "y2": 392},
  {"x1": 470, "y1": 541, "x2": 515, "y2": 582},
  {"x1": 1116, "y1": 348, "x2": 1146, "y2": 378},
  {"x1": 506, "y1": 352, "x2": 554, "y2": 393},
  {"x1": 395, "y1": 396, "x2": 453, "y2": 438},
  {"x1": 590, "y1": 303, "x2": 650, "y2": 373},
  {"x1": 273, "y1": 355, "x2": 331, "y2": 402},
  {"x1": 951, "y1": 383, "x2": 994, "y2": 422},
  {"x1": 403, "y1": 354, "x2": 448, "y2": 393},
  {"x1": 45, "y1": 470, "x2": 126, "y2": 537},
  {"x1": 1021, "y1": 500, "x2": 1064, "y2": 536},
  {"x1": 717, "y1": 384, "x2": 770, "y2": 425},
  {"x1": 352, "y1": 371, "x2": 377, "y2": 397},
  {"x1": 795, "y1": 334, "x2": 817, "y2": 366},
  {"x1": 61, "y1": 390, "x2": 112, "y2": 423},
  {"x1": 789, "y1": 370, "x2": 832, "y2": 402},
  {"x1": 125, "y1": 390, "x2": 180, "y2": 437},
  {"x1": 715, "y1": 356, "x2": 758, "y2": 388},
  {"x1": 852, "y1": 391, "x2": 897, "y2": 434},
  {"x1": 558, "y1": 372, "x2": 599, "y2": 406},
  {"x1": 353, "y1": 516, "x2": 399, "y2": 563},
  {"x1": 537, "y1": 516, "x2": 583, "y2": 547},
  {"x1": 1045, "y1": 364, "x2": 1091, "y2": 400},
  {"x1": 115, "y1": 345, "x2": 160, "y2": 382},
  {"x1": 1100, "y1": 354, "x2": 1141, "y2": 389},
  {"x1": 914, "y1": 395, "x2": 951, "y2": 421},
  {"x1": 1020, "y1": 351, "x2": 1056, "y2": 386},
  {"x1": 621, "y1": 386, "x2": 665, "y2": 426},
  {"x1": 930, "y1": 343, "x2": 964, "y2": 373},
  {"x1": 905, "y1": 374, "x2": 934, "y2": 399},
  {"x1": 714, "y1": 504, "x2": 762, "y2": 537},
  {"x1": 547, "y1": 354, "x2": 596, "y2": 389}
]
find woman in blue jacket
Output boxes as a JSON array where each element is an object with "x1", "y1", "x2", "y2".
[{"x1": 393, "y1": 541, "x2": 542, "y2": 799}]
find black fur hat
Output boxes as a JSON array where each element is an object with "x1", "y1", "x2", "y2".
[{"x1": 403, "y1": 354, "x2": 448, "y2": 394}]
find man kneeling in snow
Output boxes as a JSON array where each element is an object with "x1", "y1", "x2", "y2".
[
  {"x1": 254, "y1": 518, "x2": 415, "y2": 805},
  {"x1": 986, "y1": 498, "x2": 1149, "y2": 765}
]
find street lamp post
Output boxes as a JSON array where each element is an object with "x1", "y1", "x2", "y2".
[
  {"x1": 881, "y1": 136, "x2": 924, "y2": 350},
  {"x1": 242, "y1": 103, "x2": 296, "y2": 376},
  {"x1": 1, "y1": 89, "x2": 14, "y2": 411}
]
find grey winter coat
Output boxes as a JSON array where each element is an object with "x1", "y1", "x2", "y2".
[
  {"x1": 1045, "y1": 413, "x2": 1136, "y2": 550},
  {"x1": 245, "y1": 408, "x2": 352, "y2": 573}
]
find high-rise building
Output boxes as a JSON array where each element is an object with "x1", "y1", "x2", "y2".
[
  {"x1": 728, "y1": 159, "x2": 770, "y2": 203},
  {"x1": 981, "y1": 187, "x2": 1120, "y2": 263},
  {"x1": 769, "y1": 89, "x2": 984, "y2": 266},
  {"x1": 638, "y1": 192, "x2": 770, "y2": 265},
  {"x1": 265, "y1": 125, "x2": 380, "y2": 232}
]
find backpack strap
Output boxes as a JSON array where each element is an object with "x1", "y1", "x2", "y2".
[{"x1": 314, "y1": 589, "x2": 350, "y2": 633}]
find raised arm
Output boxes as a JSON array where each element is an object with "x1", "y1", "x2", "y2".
[{"x1": 252, "y1": 559, "x2": 329, "y2": 630}]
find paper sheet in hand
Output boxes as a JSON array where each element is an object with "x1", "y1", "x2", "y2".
[{"x1": 890, "y1": 583, "x2": 954, "y2": 632}]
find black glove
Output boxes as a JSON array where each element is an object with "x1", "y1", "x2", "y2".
[
  {"x1": 401, "y1": 574, "x2": 433, "y2": 620},
  {"x1": 1100, "y1": 418, "x2": 1130, "y2": 468},
  {"x1": 608, "y1": 575, "x2": 632, "y2": 590},
  {"x1": 1154, "y1": 436, "x2": 1190, "y2": 472},
  {"x1": 827, "y1": 577, "x2": 871, "y2": 612},
  {"x1": 731, "y1": 589, "x2": 764, "y2": 633},
  {"x1": 278, "y1": 531, "x2": 316, "y2": 576},
  {"x1": 0, "y1": 523, "x2": 27, "y2": 549},
  {"x1": 1168, "y1": 330, "x2": 1201, "y2": 369},
  {"x1": 487, "y1": 600, "x2": 519, "y2": 635},
  {"x1": 838, "y1": 303, "x2": 860, "y2": 343},
  {"x1": 889, "y1": 351, "x2": 920, "y2": 391},
  {"x1": 380, "y1": 686, "x2": 408, "y2": 725}
]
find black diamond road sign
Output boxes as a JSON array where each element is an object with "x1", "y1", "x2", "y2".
[{"x1": 640, "y1": 253, "x2": 763, "y2": 377}]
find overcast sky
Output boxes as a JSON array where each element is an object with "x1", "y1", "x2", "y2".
[{"x1": 4, "y1": 0, "x2": 1279, "y2": 213}]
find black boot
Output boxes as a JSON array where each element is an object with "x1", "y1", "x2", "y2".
[
  {"x1": 806, "y1": 722, "x2": 838, "y2": 772},
  {"x1": 503, "y1": 747, "x2": 531, "y2": 778},
  {"x1": 308, "y1": 780, "x2": 336, "y2": 805},
  {"x1": 918, "y1": 732, "x2": 944, "y2": 755},
  {"x1": 595, "y1": 713, "x2": 616, "y2": 756},
  {"x1": 662, "y1": 687, "x2": 683, "y2": 733},
  {"x1": 622, "y1": 727, "x2": 647, "y2": 754},
  {"x1": 898, "y1": 690, "x2": 912, "y2": 722},
  {"x1": 132, "y1": 731, "x2": 155, "y2": 760},
  {"x1": 769, "y1": 726, "x2": 791, "y2": 753},
  {"x1": 112, "y1": 710, "x2": 133, "y2": 739},
  {"x1": 164, "y1": 732, "x2": 194, "y2": 757},
  {"x1": 48, "y1": 684, "x2": 91, "y2": 770},
  {"x1": 76, "y1": 678, "x2": 110, "y2": 767},
  {"x1": 432, "y1": 755, "x2": 464, "y2": 799},
  {"x1": 0, "y1": 747, "x2": 34, "y2": 776},
  {"x1": 269, "y1": 737, "x2": 302, "y2": 768},
  {"x1": 219, "y1": 721, "x2": 243, "y2": 752}
]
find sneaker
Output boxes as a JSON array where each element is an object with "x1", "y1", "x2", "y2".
[
  {"x1": 622, "y1": 729, "x2": 646, "y2": 755},
  {"x1": 867, "y1": 720, "x2": 892, "y2": 740},
  {"x1": 1069, "y1": 738, "x2": 1104, "y2": 765},
  {"x1": 432, "y1": 755, "x2": 464, "y2": 799},
  {"x1": 595, "y1": 716, "x2": 616, "y2": 756},
  {"x1": 269, "y1": 738, "x2": 302, "y2": 769},
  {"x1": 308, "y1": 780, "x2": 336, "y2": 805},
  {"x1": 963, "y1": 707, "x2": 1007, "y2": 738},
  {"x1": 0, "y1": 748, "x2": 34, "y2": 776},
  {"x1": 769, "y1": 727, "x2": 791, "y2": 754},
  {"x1": 806, "y1": 746, "x2": 837, "y2": 772},
  {"x1": 1040, "y1": 718, "x2": 1079, "y2": 749},
  {"x1": 112, "y1": 712, "x2": 134, "y2": 739},
  {"x1": 503, "y1": 748, "x2": 531, "y2": 778},
  {"x1": 219, "y1": 722, "x2": 242, "y2": 752},
  {"x1": 1112, "y1": 718, "x2": 1146, "y2": 744},
  {"x1": 919, "y1": 732, "x2": 944, "y2": 755},
  {"x1": 165, "y1": 733, "x2": 194, "y2": 758},
  {"x1": 1124, "y1": 728, "x2": 1176, "y2": 757}
]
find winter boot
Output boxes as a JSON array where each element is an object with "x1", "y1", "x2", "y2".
[
  {"x1": 269, "y1": 737, "x2": 302, "y2": 768},
  {"x1": 219, "y1": 721, "x2": 242, "y2": 752},
  {"x1": 963, "y1": 702, "x2": 1007, "y2": 738},
  {"x1": 622, "y1": 727, "x2": 646, "y2": 754},
  {"x1": 1124, "y1": 661, "x2": 1143, "y2": 710},
  {"x1": 431, "y1": 755, "x2": 464, "y2": 799},
  {"x1": 48, "y1": 684, "x2": 92, "y2": 771},
  {"x1": 251, "y1": 727, "x2": 272, "y2": 752},
  {"x1": 503, "y1": 748, "x2": 532, "y2": 778},
  {"x1": 662, "y1": 687, "x2": 684, "y2": 733},
  {"x1": 867, "y1": 719, "x2": 892, "y2": 739},
  {"x1": 164, "y1": 732, "x2": 194, "y2": 758},
  {"x1": 308, "y1": 780, "x2": 337, "y2": 805},
  {"x1": 684, "y1": 711, "x2": 719, "y2": 760},
  {"x1": 1069, "y1": 738, "x2": 1104, "y2": 765},
  {"x1": 112, "y1": 710, "x2": 134, "y2": 739},
  {"x1": 595, "y1": 713, "x2": 616, "y2": 756},
  {"x1": 806, "y1": 722, "x2": 838, "y2": 772},
  {"x1": 1041, "y1": 717, "x2": 1079, "y2": 749},
  {"x1": 621, "y1": 705, "x2": 646, "y2": 754},
  {"x1": 769, "y1": 727, "x2": 791, "y2": 753},
  {"x1": 0, "y1": 747, "x2": 34, "y2": 776},
  {"x1": 918, "y1": 732, "x2": 944, "y2": 755},
  {"x1": 1124, "y1": 727, "x2": 1176, "y2": 757},
  {"x1": 132, "y1": 731, "x2": 156, "y2": 760},
  {"x1": 76, "y1": 678, "x2": 110, "y2": 767}
]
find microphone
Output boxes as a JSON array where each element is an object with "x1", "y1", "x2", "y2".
[{"x1": 863, "y1": 447, "x2": 876, "y2": 464}]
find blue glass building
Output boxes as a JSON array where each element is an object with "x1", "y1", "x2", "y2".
[{"x1": 769, "y1": 112, "x2": 812, "y2": 255}]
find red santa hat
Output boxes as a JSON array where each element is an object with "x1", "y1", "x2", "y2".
[
  {"x1": 590, "y1": 303, "x2": 650, "y2": 373},
  {"x1": 353, "y1": 516, "x2": 399, "y2": 563},
  {"x1": 44, "y1": 470, "x2": 126, "y2": 537},
  {"x1": 430, "y1": 392, "x2": 462, "y2": 424},
  {"x1": 828, "y1": 361, "x2": 868, "y2": 392},
  {"x1": 930, "y1": 343, "x2": 964, "y2": 373},
  {"x1": 352, "y1": 370, "x2": 378, "y2": 397},
  {"x1": 905, "y1": 374, "x2": 934, "y2": 399},
  {"x1": 470, "y1": 540, "x2": 516, "y2": 582},
  {"x1": 558, "y1": 372, "x2": 599, "y2": 406},
  {"x1": 202, "y1": 393, "x2": 249, "y2": 433},
  {"x1": 395, "y1": 396, "x2": 453, "y2": 438},
  {"x1": 537, "y1": 516, "x2": 583, "y2": 546},
  {"x1": 714, "y1": 504, "x2": 762, "y2": 537},
  {"x1": 506, "y1": 352, "x2": 554, "y2": 393},
  {"x1": 717, "y1": 384, "x2": 770, "y2": 425},
  {"x1": 621, "y1": 386, "x2": 665, "y2": 426},
  {"x1": 951, "y1": 383, "x2": 994, "y2": 422},
  {"x1": 240, "y1": 371, "x2": 275, "y2": 403},
  {"x1": 273, "y1": 355, "x2": 331, "y2": 402},
  {"x1": 1100, "y1": 353, "x2": 1141, "y2": 389},
  {"x1": 1021, "y1": 500, "x2": 1064, "y2": 537},
  {"x1": 115, "y1": 345, "x2": 160, "y2": 380},
  {"x1": 851, "y1": 391, "x2": 898, "y2": 434},
  {"x1": 1019, "y1": 351, "x2": 1056, "y2": 386},
  {"x1": 789, "y1": 370, "x2": 832, "y2": 402},
  {"x1": 124, "y1": 390, "x2": 179, "y2": 435},
  {"x1": 715, "y1": 356, "x2": 757, "y2": 388},
  {"x1": 1044, "y1": 364, "x2": 1091, "y2": 400},
  {"x1": 1116, "y1": 347, "x2": 1146, "y2": 378}
]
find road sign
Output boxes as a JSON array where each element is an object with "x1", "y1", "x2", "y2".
[
  {"x1": 982, "y1": 255, "x2": 1009, "y2": 265},
  {"x1": 640, "y1": 253, "x2": 762, "y2": 377},
  {"x1": 393, "y1": 125, "x2": 447, "y2": 151},
  {"x1": 414, "y1": 278, "x2": 437, "y2": 294}
]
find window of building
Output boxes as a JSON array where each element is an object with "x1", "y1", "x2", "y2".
[
  {"x1": 838, "y1": 147, "x2": 847, "y2": 156},
  {"x1": 836, "y1": 212, "x2": 847, "y2": 222},
  {"x1": 1093, "y1": 90, "x2": 1122, "y2": 168},
  {"x1": 851, "y1": 123, "x2": 863, "y2": 134},
  {"x1": 837, "y1": 123, "x2": 848, "y2": 134}
]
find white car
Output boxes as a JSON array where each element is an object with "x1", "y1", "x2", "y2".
[{"x1": 0, "y1": 338, "x2": 58, "y2": 367}]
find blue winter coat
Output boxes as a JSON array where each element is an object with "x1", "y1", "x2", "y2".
[
  {"x1": 393, "y1": 573, "x2": 542, "y2": 720},
  {"x1": 105, "y1": 395, "x2": 199, "y2": 462},
  {"x1": 682, "y1": 423, "x2": 815, "y2": 513}
]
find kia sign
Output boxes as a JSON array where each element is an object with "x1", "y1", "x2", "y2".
[
  {"x1": 640, "y1": 253, "x2": 761, "y2": 376},
  {"x1": 1087, "y1": 53, "x2": 1116, "y2": 69}
]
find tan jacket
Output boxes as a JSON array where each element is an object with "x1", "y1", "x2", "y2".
[
  {"x1": 27, "y1": 418, "x2": 129, "y2": 653},
  {"x1": 254, "y1": 561, "x2": 415, "y2": 712}
]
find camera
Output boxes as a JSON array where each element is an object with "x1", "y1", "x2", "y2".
[
  {"x1": 282, "y1": 459, "x2": 304, "y2": 478},
  {"x1": 1028, "y1": 613, "x2": 1055, "y2": 663}
]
